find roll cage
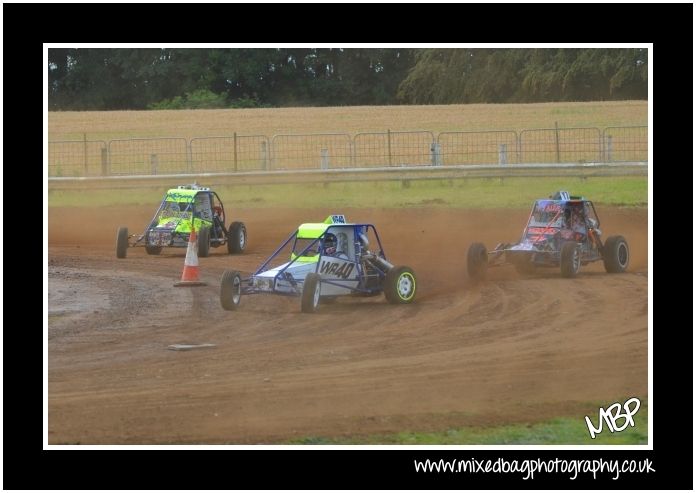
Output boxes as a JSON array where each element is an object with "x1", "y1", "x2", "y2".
[
  {"x1": 520, "y1": 199, "x2": 601, "y2": 250},
  {"x1": 241, "y1": 223, "x2": 390, "y2": 297},
  {"x1": 131, "y1": 189, "x2": 228, "y2": 246}
]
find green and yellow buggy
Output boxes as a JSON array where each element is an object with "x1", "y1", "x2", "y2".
[{"x1": 116, "y1": 184, "x2": 246, "y2": 258}]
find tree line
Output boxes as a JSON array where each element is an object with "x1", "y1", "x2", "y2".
[{"x1": 48, "y1": 48, "x2": 647, "y2": 110}]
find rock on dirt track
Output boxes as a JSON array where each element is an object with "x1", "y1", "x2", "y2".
[{"x1": 48, "y1": 206, "x2": 648, "y2": 444}]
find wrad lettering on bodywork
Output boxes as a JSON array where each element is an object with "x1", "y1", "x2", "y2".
[{"x1": 319, "y1": 261, "x2": 355, "y2": 279}]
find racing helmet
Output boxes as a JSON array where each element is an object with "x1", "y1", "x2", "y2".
[{"x1": 323, "y1": 233, "x2": 337, "y2": 255}]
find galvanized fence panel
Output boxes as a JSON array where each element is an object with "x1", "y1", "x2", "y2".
[
  {"x1": 49, "y1": 125, "x2": 647, "y2": 178},
  {"x1": 437, "y1": 130, "x2": 518, "y2": 165},
  {"x1": 602, "y1": 126, "x2": 648, "y2": 162},
  {"x1": 48, "y1": 140, "x2": 107, "y2": 177},
  {"x1": 353, "y1": 131, "x2": 435, "y2": 167},
  {"x1": 270, "y1": 133, "x2": 352, "y2": 170},
  {"x1": 108, "y1": 138, "x2": 189, "y2": 175},
  {"x1": 519, "y1": 127, "x2": 602, "y2": 164},
  {"x1": 190, "y1": 135, "x2": 270, "y2": 173}
]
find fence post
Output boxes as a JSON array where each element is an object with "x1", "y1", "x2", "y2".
[
  {"x1": 606, "y1": 135, "x2": 613, "y2": 162},
  {"x1": 387, "y1": 129, "x2": 392, "y2": 166},
  {"x1": 83, "y1": 133, "x2": 88, "y2": 175},
  {"x1": 554, "y1": 121, "x2": 561, "y2": 162},
  {"x1": 498, "y1": 144, "x2": 507, "y2": 165},
  {"x1": 233, "y1": 132, "x2": 238, "y2": 172},
  {"x1": 101, "y1": 147, "x2": 108, "y2": 176},
  {"x1": 320, "y1": 148, "x2": 329, "y2": 170},
  {"x1": 151, "y1": 154, "x2": 158, "y2": 175},
  {"x1": 350, "y1": 140, "x2": 355, "y2": 167},
  {"x1": 430, "y1": 142, "x2": 442, "y2": 166},
  {"x1": 260, "y1": 141, "x2": 268, "y2": 170}
]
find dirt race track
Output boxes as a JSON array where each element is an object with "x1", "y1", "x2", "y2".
[{"x1": 48, "y1": 206, "x2": 648, "y2": 444}]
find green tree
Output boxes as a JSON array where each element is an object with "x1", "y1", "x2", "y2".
[
  {"x1": 49, "y1": 48, "x2": 416, "y2": 110},
  {"x1": 398, "y1": 48, "x2": 648, "y2": 104}
]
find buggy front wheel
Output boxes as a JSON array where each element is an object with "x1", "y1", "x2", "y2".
[
  {"x1": 220, "y1": 270, "x2": 242, "y2": 311},
  {"x1": 467, "y1": 242, "x2": 488, "y2": 281},
  {"x1": 384, "y1": 266, "x2": 417, "y2": 304},
  {"x1": 228, "y1": 222, "x2": 247, "y2": 254},
  {"x1": 560, "y1": 242, "x2": 580, "y2": 278},
  {"x1": 602, "y1": 235, "x2": 629, "y2": 273},
  {"x1": 197, "y1": 226, "x2": 210, "y2": 258},
  {"x1": 116, "y1": 227, "x2": 128, "y2": 259},
  {"x1": 301, "y1": 273, "x2": 321, "y2": 313}
]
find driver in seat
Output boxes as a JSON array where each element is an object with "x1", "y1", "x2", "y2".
[
  {"x1": 212, "y1": 205, "x2": 224, "y2": 239},
  {"x1": 323, "y1": 233, "x2": 337, "y2": 256}
]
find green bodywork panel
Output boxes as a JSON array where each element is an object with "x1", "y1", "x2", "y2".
[
  {"x1": 291, "y1": 223, "x2": 328, "y2": 262},
  {"x1": 297, "y1": 223, "x2": 331, "y2": 239},
  {"x1": 156, "y1": 216, "x2": 211, "y2": 234},
  {"x1": 165, "y1": 189, "x2": 197, "y2": 201},
  {"x1": 155, "y1": 190, "x2": 211, "y2": 234},
  {"x1": 290, "y1": 252, "x2": 320, "y2": 263},
  {"x1": 291, "y1": 216, "x2": 350, "y2": 262}
]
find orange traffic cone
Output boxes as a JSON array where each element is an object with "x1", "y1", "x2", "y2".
[{"x1": 174, "y1": 225, "x2": 207, "y2": 287}]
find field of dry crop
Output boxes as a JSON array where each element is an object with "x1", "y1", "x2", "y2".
[{"x1": 48, "y1": 101, "x2": 647, "y2": 141}]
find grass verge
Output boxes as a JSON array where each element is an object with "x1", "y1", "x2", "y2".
[
  {"x1": 48, "y1": 176, "x2": 647, "y2": 209},
  {"x1": 288, "y1": 399, "x2": 648, "y2": 445}
]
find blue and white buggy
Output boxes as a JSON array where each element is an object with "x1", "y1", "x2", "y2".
[
  {"x1": 220, "y1": 215, "x2": 417, "y2": 313},
  {"x1": 467, "y1": 191, "x2": 630, "y2": 279}
]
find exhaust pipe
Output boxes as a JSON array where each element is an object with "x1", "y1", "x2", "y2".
[{"x1": 367, "y1": 255, "x2": 394, "y2": 272}]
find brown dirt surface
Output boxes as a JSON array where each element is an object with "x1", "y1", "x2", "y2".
[{"x1": 48, "y1": 205, "x2": 648, "y2": 444}]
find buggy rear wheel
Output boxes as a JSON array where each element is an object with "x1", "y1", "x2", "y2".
[
  {"x1": 467, "y1": 243, "x2": 488, "y2": 281},
  {"x1": 602, "y1": 235, "x2": 629, "y2": 273},
  {"x1": 220, "y1": 270, "x2": 242, "y2": 311},
  {"x1": 301, "y1": 273, "x2": 321, "y2": 313},
  {"x1": 116, "y1": 227, "x2": 128, "y2": 259},
  {"x1": 145, "y1": 245, "x2": 162, "y2": 255},
  {"x1": 197, "y1": 226, "x2": 210, "y2": 258},
  {"x1": 560, "y1": 242, "x2": 580, "y2": 278},
  {"x1": 228, "y1": 221, "x2": 247, "y2": 254},
  {"x1": 384, "y1": 266, "x2": 417, "y2": 304},
  {"x1": 513, "y1": 255, "x2": 536, "y2": 275}
]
